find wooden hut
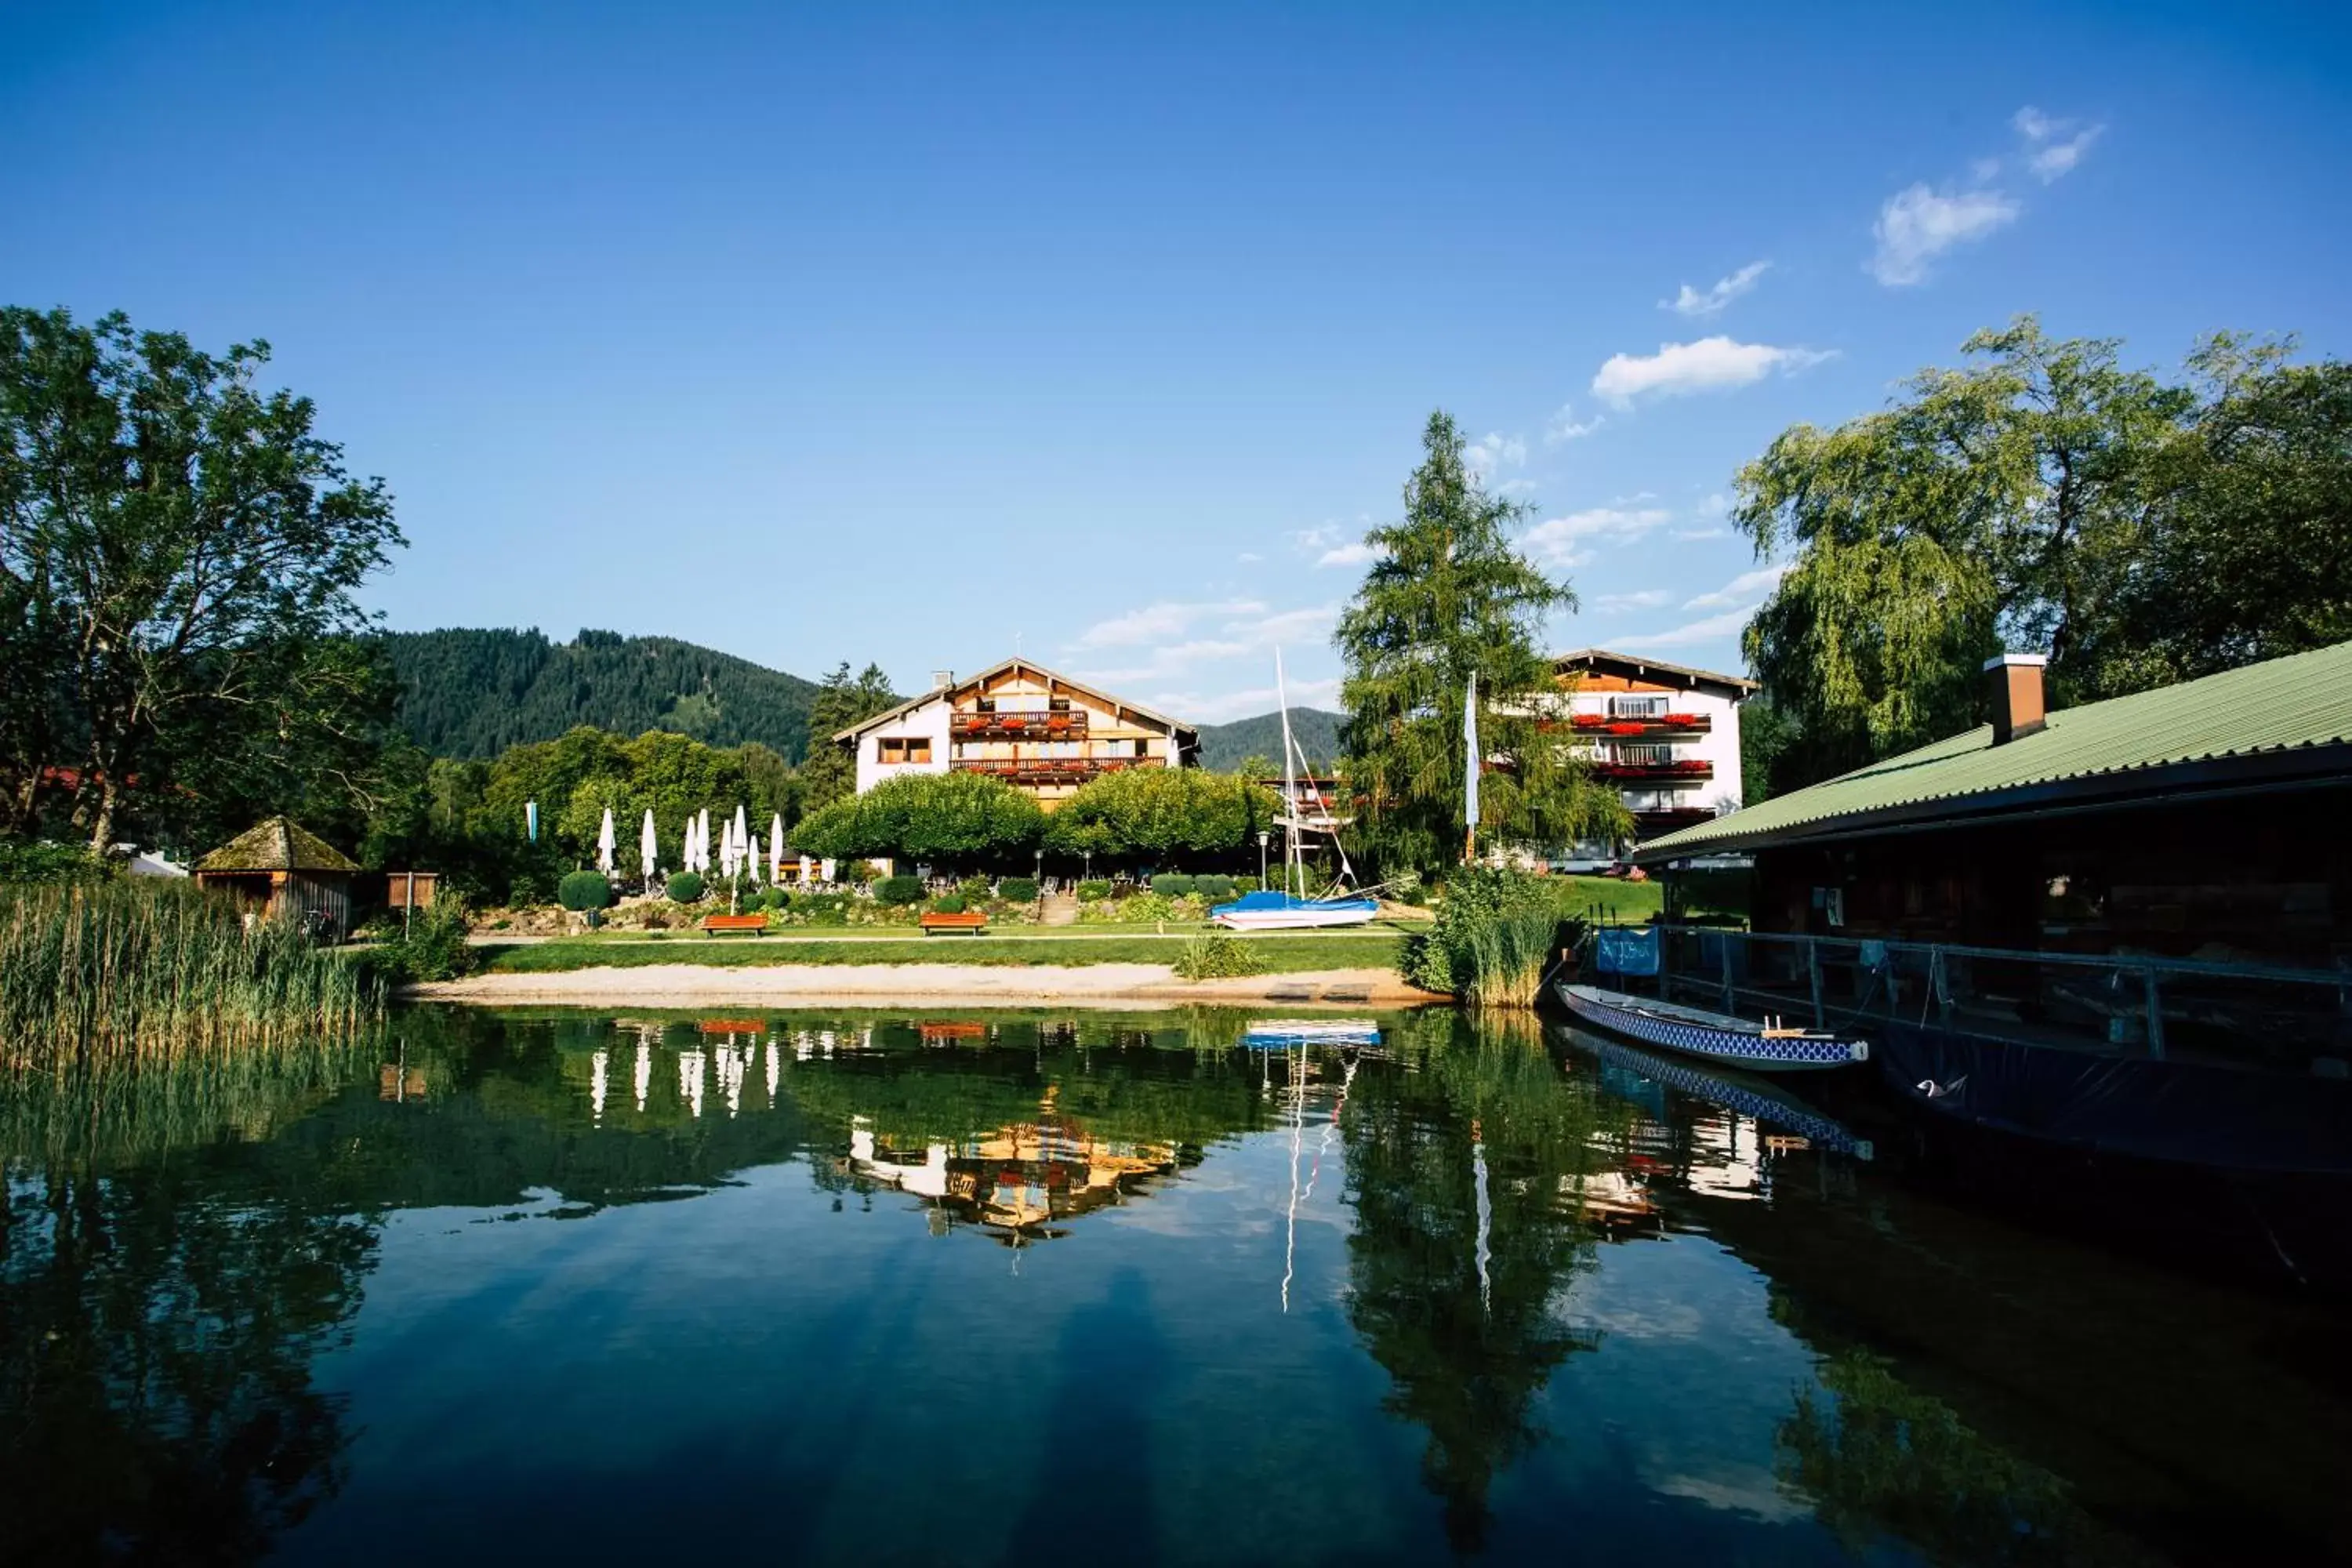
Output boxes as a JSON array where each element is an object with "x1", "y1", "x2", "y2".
[{"x1": 194, "y1": 817, "x2": 361, "y2": 935}]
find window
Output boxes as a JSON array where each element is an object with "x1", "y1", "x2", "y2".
[
  {"x1": 1615, "y1": 743, "x2": 1673, "y2": 765},
  {"x1": 1049, "y1": 696, "x2": 1072, "y2": 713},
  {"x1": 1609, "y1": 695, "x2": 1668, "y2": 719},
  {"x1": 878, "y1": 737, "x2": 932, "y2": 765}
]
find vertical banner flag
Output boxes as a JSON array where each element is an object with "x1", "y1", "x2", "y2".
[
  {"x1": 526, "y1": 799, "x2": 539, "y2": 843},
  {"x1": 1463, "y1": 671, "x2": 1479, "y2": 833}
]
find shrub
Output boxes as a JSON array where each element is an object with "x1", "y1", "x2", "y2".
[
  {"x1": 1173, "y1": 930, "x2": 1268, "y2": 980},
  {"x1": 0, "y1": 838, "x2": 109, "y2": 885},
  {"x1": 1076, "y1": 879, "x2": 1113, "y2": 902},
  {"x1": 931, "y1": 895, "x2": 967, "y2": 915},
  {"x1": 998, "y1": 877, "x2": 1040, "y2": 903},
  {"x1": 1150, "y1": 873, "x2": 1196, "y2": 898},
  {"x1": 874, "y1": 875, "x2": 924, "y2": 906},
  {"x1": 757, "y1": 887, "x2": 792, "y2": 912},
  {"x1": 1192, "y1": 874, "x2": 1235, "y2": 901},
  {"x1": 366, "y1": 898, "x2": 477, "y2": 985},
  {"x1": 557, "y1": 871, "x2": 615, "y2": 912},
  {"x1": 955, "y1": 875, "x2": 992, "y2": 905},
  {"x1": 842, "y1": 861, "x2": 879, "y2": 886},
  {"x1": 794, "y1": 892, "x2": 851, "y2": 924},
  {"x1": 666, "y1": 871, "x2": 706, "y2": 904},
  {"x1": 1404, "y1": 866, "x2": 1565, "y2": 1007}
]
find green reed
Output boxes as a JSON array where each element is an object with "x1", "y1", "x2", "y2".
[{"x1": 0, "y1": 880, "x2": 383, "y2": 1069}]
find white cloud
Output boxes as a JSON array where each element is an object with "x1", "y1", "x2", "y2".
[
  {"x1": 1693, "y1": 492, "x2": 1731, "y2": 519},
  {"x1": 1673, "y1": 526, "x2": 1730, "y2": 541},
  {"x1": 1463, "y1": 431, "x2": 1527, "y2": 480},
  {"x1": 1682, "y1": 563, "x2": 1791, "y2": 611},
  {"x1": 1236, "y1": 550, "x2": 1261, "y2": 563},
  {"x1": 1142, "y1": 677, "x2": 1342, "y2": 724},
  {"x1": 1662, "y1": 260, "x2": 1769, "y2": 318},
  {"x1": 1316, "y1": 539, "x2": 1383, "y2": 569},
  {"x1": 1868, "y1": 183, "x2": 2021, "y2": 286},
  {"x1": 1544, "y1": 403, "x2": 1604, "y2": 445},
  {"x1": 1065, "y1": 602, "x2": 1340, "y2": 691},
  {"x1": 1525, "y1": 506, "x2": 1671, "y2": 565},
  {"x1": 1591, "y1": 337, "x2": 1833, "y2": 407},
  {"x1": 1594, "y1": 589, "x2": 1673, "y2": 612},
  {"x1": 1613, "y1": 606, "x2": 1756, "y2": 651},
  {"x1": 1069, "y1": 598, "x2": 1264, "y2": 650},
  {"x1": 2013, "y1": 106, "x2": 2104, "y2": 183},
  {"x1": 1496, "y1": 477, "x2": 1539, "y2": 497}
]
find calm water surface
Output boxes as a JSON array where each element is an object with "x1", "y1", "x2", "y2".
[{"x1": 6, "y1": 1006, "x2": 2350, "y2": 1566}]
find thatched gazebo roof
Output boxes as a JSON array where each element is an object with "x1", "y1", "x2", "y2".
[{"x1": 196, "y1": 816, "x2": 361, "y2": 875}]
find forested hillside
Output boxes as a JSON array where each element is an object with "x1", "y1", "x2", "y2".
[
  {"x1": 1194, "y1": 709, "x2": 1344, "y2": 772},
  {"x1": 383, "y1": 629, "x2": 824, "y2": 760}
]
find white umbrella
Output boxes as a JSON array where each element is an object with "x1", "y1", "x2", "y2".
[
  {"x1": 720, "y1": 817, "x2": 737, "y2": 882},
  {"x1": 769, "y1": 814, "x2": 784, "y2": 884},
  {"x1": 731, "y1": 805, "x2": 750, "y2": 881},
  {"x1": 597, "y1": 808, "x2": 616, "y2": 875},
  {"x1": 640, "y1": 810, "x2": 658, "y2": 881},
  {"x1": 697, "y1": 808, "x2": 712, "y2": 873}
]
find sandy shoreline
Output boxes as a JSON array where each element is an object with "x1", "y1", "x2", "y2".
[{"x1": 407, "y1": 964, "x2": 1443, "y2": 1010}]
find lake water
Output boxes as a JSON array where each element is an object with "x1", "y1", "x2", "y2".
[{"x1": 5, "y1": 1006, "x2": 2349, "y2": 1566}]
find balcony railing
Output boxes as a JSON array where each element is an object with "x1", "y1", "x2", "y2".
[
  {"x1": 1559, "y1": 712, "x2": 1712, "y2": 736},
  {"x1": 1592, "y1": 759, "x2": 1713, "y2": 783},
  {"x1": 951, "y1": 711, "x2": 1090, "y2": 741},
  {"x1": 952, "y1": 757, "x2": 1162, "y2": 786}
]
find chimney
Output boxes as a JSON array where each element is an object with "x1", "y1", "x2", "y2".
[
  {"x1": 931, "y1": 669, "x2": 954, "y2": 691},
  {"x1": 1984, "y1": 652, "x2": 2047, "y2": 744}
]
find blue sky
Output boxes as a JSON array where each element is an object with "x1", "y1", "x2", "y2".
[{"x1": 5, "y1": 2, "x2": 2348, "y2": 720}]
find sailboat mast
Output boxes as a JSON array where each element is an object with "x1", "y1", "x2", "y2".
[{"x1": 1276, "y1": 648, "x2": 1298, "y2": 898}]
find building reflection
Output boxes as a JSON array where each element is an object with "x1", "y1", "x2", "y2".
[{"x1": 844, "y1": 1087, "x2": 1180, "y2": 1243}]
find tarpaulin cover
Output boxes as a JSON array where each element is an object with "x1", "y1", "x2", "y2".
[{"x1": 1594, "y1": 927, "x2": 1661, "y2": 977}]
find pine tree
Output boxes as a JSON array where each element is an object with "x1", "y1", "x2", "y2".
[
  {"x1": 1334, "y1": 412, "x2": 1622, "y2": 877},
  {"x1": 796, "y1": 662, "x2": 901, "y2": 812}
]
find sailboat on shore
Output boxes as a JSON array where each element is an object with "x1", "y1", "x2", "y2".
[{"x1": 1210, "y1": 650, "x2": 1379, "y2": 931}]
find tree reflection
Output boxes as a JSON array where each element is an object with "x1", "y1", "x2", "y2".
[
  {"x1": 1775, "y1": 1337, "x2": 2151, "y2": 1566},
  {"x1": 2, "y1": 1080, "x2": 379, "y2": 1563},
  {"x1": 1341, "y1": 1011, "x2": 1623, "y2": 1552}
]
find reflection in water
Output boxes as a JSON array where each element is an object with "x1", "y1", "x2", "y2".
[{"x1": 2, "y1": 1005, "x2": 2347, "y2": 1564}]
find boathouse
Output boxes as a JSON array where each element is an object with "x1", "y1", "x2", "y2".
[
  {"x1": 833, "y1": 658, "x2": 1200, "y2": 811},
  {"x1": 1631, "y1": 641, "x2": 2352, "y2": 967}
]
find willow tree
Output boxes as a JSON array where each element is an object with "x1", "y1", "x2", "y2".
[
  {"x1": 1737, "y1": 319, "x2": 2189, "y2": 786},
  {"x1": 1334, "y1": 411, "x2": 1621, "y2": 878}
]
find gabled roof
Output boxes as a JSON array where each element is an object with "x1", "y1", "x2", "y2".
[
  {"x1": 196, "y1": 816, "x2": 361, "y2": 874},
  {"x1": 1632, "y1": 639, "x2": 2352, "y2": 863},
  {"x1": 1555, "y1": 648, "x2": 1758, "y2": 697},
  {"x1": 833, "y1": 658, "x2": 1199, "y2": 742}
]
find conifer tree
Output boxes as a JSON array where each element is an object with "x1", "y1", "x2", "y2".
[{"x1": 1334, "y1": 412, "x2": 1622, "y2": 877}]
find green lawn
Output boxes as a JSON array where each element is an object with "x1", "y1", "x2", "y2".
[
  {"x1": 1555, "y1": 874, "x2": 1664, "y2": 924},
  {"x1": 482, "y1": 929, "x2": 1410, "y2": 974}
]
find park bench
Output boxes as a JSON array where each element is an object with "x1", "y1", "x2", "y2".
[
  {"x1": 918, "y1": 910, "x2": 989, "y2": 936},
  {"x1": 699, "y1": 913, "x2": 771, "y2": 937}
]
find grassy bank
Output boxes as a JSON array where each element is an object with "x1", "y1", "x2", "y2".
[{"x1": 481, "y1": 929, "x2": 1409, "y2": 974}]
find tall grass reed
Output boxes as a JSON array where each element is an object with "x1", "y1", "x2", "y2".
[
  {"x1": 1400, "y1": 866, "x2": 1573, "y2": 1009},
  {"x1": 0, "y1": 880, "x2": 382, "y2": 1069}
]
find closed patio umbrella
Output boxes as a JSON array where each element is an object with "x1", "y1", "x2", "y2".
[
  {"x1": 697, "y1": 808, "x2": 712, "y2": 873},
  {"x1": 640, "y1": 810, "x2": 658, "y2": 884},
  {"x1": 731, "y1": 805, "x2": 750, "y2": 880},
  {"x1": 769, "y1": 814, "x2": 784, "y2": 884},
  {"x1": 597, "y1": 808, "x2": 616, "y2": 875}
]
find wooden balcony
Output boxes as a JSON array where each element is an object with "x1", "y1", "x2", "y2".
[
  {"x1": 952, "y1": 711, "x2": 1090, "y2": 741},
  {"x1": 1559, "y1": 712, "x2": 1712, "y2": 737},
  {"x1": 1592, "y1": 759, "x2": 1715, "y2": 784},
  {"x1": 952, "y1": 756, "x2": 1163, "y2": 787}
]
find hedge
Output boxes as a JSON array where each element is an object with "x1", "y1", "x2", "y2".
[
  {"x1": 665, "y1": 871, "x2": 706, "y2": 904},
  {"x1": 875, "y1": 875, "x2": 925, "y2": 906},
  {"x1": 1149, "y1": 873, "x2": 1196, "y2": 898},
  {"x1": 999, "y1": 877, "x2": 1039, "y2": 903}
]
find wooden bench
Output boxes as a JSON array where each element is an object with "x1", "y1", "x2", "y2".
[
  {"x1": 918, "y1": 910, "x2": 989, "y2": 936},
  {"x1": 699, "y1": 913, "x2": 771, "y2": 937}
]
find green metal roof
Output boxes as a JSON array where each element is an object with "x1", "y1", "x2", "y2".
[{"x1": 1634, "y1": 639, "x2": 2352, "y2": 862}]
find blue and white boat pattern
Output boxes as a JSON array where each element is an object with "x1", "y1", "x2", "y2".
[{"x1": 1555, "y1": 984, "x2": 1867, "y2": 1073}]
